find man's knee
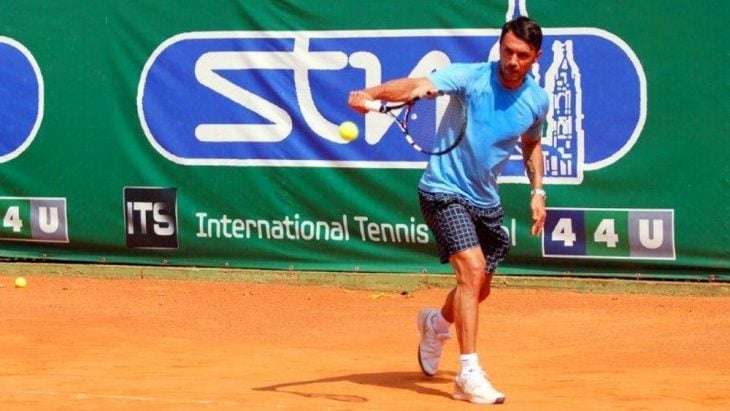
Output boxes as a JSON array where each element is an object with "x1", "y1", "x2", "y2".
[{"x1": 450, "y1": 248, "x2": 487, "y2": 291}]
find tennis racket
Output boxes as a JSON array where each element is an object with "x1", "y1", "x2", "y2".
[{"x1": 363, "y1": 94, "x2": 463, "y2": 156}]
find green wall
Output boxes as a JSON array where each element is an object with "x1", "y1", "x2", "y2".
[{"x1": 0, "y1": 1, "x2": 727, "y2": 280}]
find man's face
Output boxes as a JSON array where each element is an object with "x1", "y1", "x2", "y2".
[{"x1": 498, "y1": 31, "x2": 541, "y2": 89}]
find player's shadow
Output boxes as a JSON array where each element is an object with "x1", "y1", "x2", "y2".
[{"x1": 253, "y1": 371, "x2": 455, "y2": 403}]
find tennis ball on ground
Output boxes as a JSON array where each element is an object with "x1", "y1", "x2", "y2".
[
  {"x1": 14, "y1": 276, "x2": 27, "y2": 288},
  {"x1": 338, "y1": 121, "x2": 359, "y2": 141}
]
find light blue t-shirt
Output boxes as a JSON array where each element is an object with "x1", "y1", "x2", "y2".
[{"x1": 420, "y1": 61, "x2": 549, "y2": 208}]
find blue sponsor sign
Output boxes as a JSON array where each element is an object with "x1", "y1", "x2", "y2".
[
  {"x1": 138, "y1": 28, "x2": 645, "y2": 180},
  {"x1": 0, "y1": 37, "x2": 43, "y2": 163}
]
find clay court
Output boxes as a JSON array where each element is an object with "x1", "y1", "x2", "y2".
[{"x1": 1, "y1": 265, "x2": 728, "y2": 410}]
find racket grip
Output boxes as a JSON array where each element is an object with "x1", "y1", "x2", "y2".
[{"x1": 363, "y1": 100, "x2": 384, "y2": 112}]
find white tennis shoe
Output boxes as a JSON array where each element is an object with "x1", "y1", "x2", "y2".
[
  {"x1": 452, "y1": 368, "x2": 506, "y2": 405},
  {"x1": 417, "y1": 308, "x2": 451, "y2": 376}
]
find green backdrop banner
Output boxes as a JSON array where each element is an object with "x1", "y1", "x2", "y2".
[{"x1": 0, "y1": 0, "x2": 727, "y2": 280}]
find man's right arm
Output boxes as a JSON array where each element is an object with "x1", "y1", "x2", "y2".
[{"x1": 348, "y1": 77, "x2": 437, "y2": 114}]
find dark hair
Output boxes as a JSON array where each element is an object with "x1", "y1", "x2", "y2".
[{"x1": 500, "y1": 16, "x2": 543, "y2": 52}]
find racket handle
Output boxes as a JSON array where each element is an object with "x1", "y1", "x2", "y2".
[{"x1": 363, "y1": 100, "x2": 384, "y2": 112}]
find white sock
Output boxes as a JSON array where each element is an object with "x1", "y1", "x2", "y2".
[
  {"x1": 460, "y1": 353, "x2": 480, "y2": 374},
  {"x1": 431, "y1": 310, "x2": 451, "y2": 333}
]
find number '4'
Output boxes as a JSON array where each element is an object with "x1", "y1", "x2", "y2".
[
  {"x1": 552, "y1": 218, "x2": 577, "y2": 246},
  {"x1": 594, "y1": 219, "x2": 619, "y2": 248},
  {"x1": 3, "y1": 206, "x2": 23, "y2": 232}
]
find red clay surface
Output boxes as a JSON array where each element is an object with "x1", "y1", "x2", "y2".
[{"x1": 1, "y1": 275, "x2": 728, "y2": 410}]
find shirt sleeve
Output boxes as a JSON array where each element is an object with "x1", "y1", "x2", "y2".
[
  {"x1": 428, "y1": 63, "x2": 472, "y2": 95},
  {"x1": 523, "y1": 116, "x2": 545, "y2": 141}
]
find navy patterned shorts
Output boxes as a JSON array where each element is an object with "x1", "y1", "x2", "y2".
[{"x1": 419, "y1": 190, "x2": 511, "y2": 273}]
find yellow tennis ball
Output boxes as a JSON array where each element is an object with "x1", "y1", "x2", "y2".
[
  {"x1": 14, "y1": 276, "x2": 27, "y2": 288},
  {"x1": 338, "y1": 121, "x2": 359, "y2": 141}
]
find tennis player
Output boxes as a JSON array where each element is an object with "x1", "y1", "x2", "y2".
[{"x1": 348, "y1": 16, "x2": 548, "y2": 404}]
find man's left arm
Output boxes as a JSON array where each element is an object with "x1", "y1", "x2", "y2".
[{"x1": 521, "y1": 134, "x2": 546, "y2": 236}]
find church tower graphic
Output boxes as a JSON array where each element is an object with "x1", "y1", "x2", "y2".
[
  {"x1": 496, "y1": 0, "x2": 585, "y2": 184},
  {"x1": 543, "y1": 40, "x2": 584, "y2": 182}
]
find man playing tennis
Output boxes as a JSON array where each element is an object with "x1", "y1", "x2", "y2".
[{"x1": 348, "y1": 16, "x2": 548, "y2": 404}]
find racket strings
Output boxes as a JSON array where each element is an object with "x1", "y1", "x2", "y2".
[
  {"x1": 402, "y1": 100, "x2": 440, "y2": 154},
  {"x1": 375, "y1": 96, "x2": 462, "y2": 155}
]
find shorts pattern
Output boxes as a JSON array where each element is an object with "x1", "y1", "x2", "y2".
[{"x1": 419, "y1": 190, "x2": 511, "y2": 273}]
